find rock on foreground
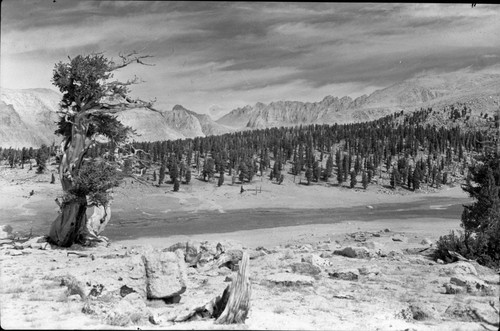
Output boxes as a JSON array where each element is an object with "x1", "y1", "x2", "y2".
[{"x1": 0, "y1": 229, "x2": 499, "y2": 330}]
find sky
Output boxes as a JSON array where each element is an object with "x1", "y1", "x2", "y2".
[{"x1": 1, "y1": 1, "x2": 500, "y2": 118}]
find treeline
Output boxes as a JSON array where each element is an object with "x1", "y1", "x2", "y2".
[
  {"x1": 3, "y1": 105, "x2": 495, "y2": 191},
  {"x1": 0, "y1": 144, "x2": 55, "y2": 173},
  {"x1": 112, "y1": 106, "x2": 493, "y2": 190}
]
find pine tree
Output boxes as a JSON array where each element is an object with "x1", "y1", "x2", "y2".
[
  {"x1": 173, "y1": 177, "x2": 180, "y2": 192},
  {"x1": 35, "y1": 145, "x2": 49, "y2": 173},
  {"x1": 170, "y1": 162, "x2": 179, "y2": 184},
  {"x1": 350, "y1": 171, "x2": 357, "y2": 189},
  {"x1": 442, "y1": 171, "x2": 448, "y2": 185},
  {"x1": 305, "y1": 168, "x2": 312, "y2": 185},
  {"x1": 436, "y1": 153, "x2": 500, "y2": 268},
  {"x1": 367, "y1": 169, "x2": 373, "y2": 184},
  {"x1": 158, "y1": 163, "x2": 166, "y2": 186},
  {"x1": 390, "y1": 168, "x2": 401, "y2": 188},
  {"x1": 431, "y1": 165, "x2": 438, "y2": 187},
  {"x1": 246, "y1": 159, "x2": 254, "y2": 182},
  {"x1": 324, "y1": 154, "x2": 334, "y2": 181},
  {"x1": 407, "y1": 165, "x2": 413, "y2": 189},
  {"x1": 337, "y1": 160, "x2": 344, "y2": 186},
  {"x1": 343, "y1": 156, "x2": 349, "y2": 180},
  {"x1": 413, "y1": 167, "x2": 421, "y2": 190},
  {"x1": 362, "y1": 171, "x2": 368, "y2": 189},
  {"x1": 239, "y1": 162, "x2": 248, "y2": 183},
  {"x1": 20, "y1": 148, "x2": 27, "y2": 169},
  {"x1": 203, "y1": 157, "x2": 215, "y2": 182},
  {"x1": 354, "y1": 156, "x2": 361, "y2": 175},
  {"x1": 185, "y1": 168, "x2": 192, "y2": 184},
  {"x1": 435, "y1": 171, "x2": 442, "y2": 188},
  {"x1": 9, "y1": 150, "x2": 17, "y2": 168},
  {"x1": 218, "y1": 171, "x2": 224, "y2": 187},
  {"x1": 313, "y1": 161, "x2": 321, "y2": 182}
]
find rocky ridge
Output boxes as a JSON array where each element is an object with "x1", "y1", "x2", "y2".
[
  {"x1": 217, "y1": 68, "x2": 500, "y2": 129},
  {"x1": 0, "y1": 88, "x2": 61, "y2": 148},
  {"x1": 0, "y1": 91, "x2": 232, "y2": 148}
]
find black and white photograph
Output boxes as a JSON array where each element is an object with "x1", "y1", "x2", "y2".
[{"x1": 1, "y1": 1, "x2": 499, "y2": 330}]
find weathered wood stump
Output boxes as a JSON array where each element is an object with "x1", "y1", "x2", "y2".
[
  {"x1": 215, "y1": 251, "x2": 251, "y2": 324},
  {"x1": 173, "y1": 251, "x2": 251, "y2": 324}
]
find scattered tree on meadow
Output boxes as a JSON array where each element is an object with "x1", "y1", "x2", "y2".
[
  {"x1": 218, "y1": 171, "x2": 224, "y2": 187},
  {"x1": 442, "y1": 171, "x2": 448, "y2": 185},
  {"x1": 169, "y1": 161, "x2": 179, "y2": 184},
  {"x1": 350, "y1": 171, "x2": 357, "y2": 189},
  {"x1": 362, "y1": 171, "x2": 368, "y2": 189},
  {"x1": 305, "y1": 167, "x2": 312, "y2": 185},
  {"x1": 238, "y1": 162, "x2": 248, "y2": 183},
  {"x1": 20, "y1": 148, "x2": 27, "y2": 169},
  {"x1": 35, "y1": 144, "x2": 49, "y2": 173},
  {"x1": 313, "y1": 161, "x2": 321, "y2": 182},
  {"x1": 367, "y1": 169, "x2": 373, "y2": 184},
  {"x1": 173, "y1": 177, "x2": 180, "y2": 192},
  {"x1": 185, "y1": 168, "x2": 192, "y2": 184},
  {"x1": 390, "y1": 168, "x2": 401, "y2": 189},
  {"x1": 323, "y1": 154, "x2": 333, "y2": 181},
  {"x1": 203, "y1": 157, "x2": 215, "y2": 182},
  {"x1": 8, "y1": 150, "x2": 17, "y2": 168},
  {"x1": 159, "y1": 163, "x2": 166, "y2": 186},
  {"x1": 412, "y1": 167, "x2": 422, "y2": 190},
  {"x1": 407, "y1": 165, "x2": 413, "y2": 189},
  {"x1": 47, "y1": 52, "x2": 158, "y2": 247},
  {"x1": 435, "y1": 171, "x2": 442, "y2": 188}
]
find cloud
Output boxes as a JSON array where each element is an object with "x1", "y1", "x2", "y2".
[{"x1": 2, "y1": 2, "x2": 500, "y2": 115}]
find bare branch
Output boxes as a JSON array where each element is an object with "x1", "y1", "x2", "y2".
[
  {"x1": 82, "y1": 96, "x2": 164, "y2": 119},
  {"x1": 110, "y1": 52, "x2": 154, "y2": 71},
  {"x1": 104, "y1": 76, "x2": 142, "y2": 90}
]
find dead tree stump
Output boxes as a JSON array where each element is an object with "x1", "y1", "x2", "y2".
[
  {"x1": 172, "y1": 251, "x2": 251, "y2": 324},
  {"x1": 215, "y1": 251, "x2": 251, "y2": 324}
]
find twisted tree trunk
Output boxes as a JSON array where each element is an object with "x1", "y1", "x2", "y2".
[
  {"x1": 49, "y1": 199, "x2": 88, "y2": 247},
  {"x1": 48, "y1": 115, "x2": 92, "y2": 247}
]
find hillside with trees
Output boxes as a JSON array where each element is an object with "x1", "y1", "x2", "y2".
[
  {"x1": 37, "y1": 102, "x2": 492, "y2": 196},
  {"x1": 2, "y1": 103, "x2": 496, "y2": 192}
]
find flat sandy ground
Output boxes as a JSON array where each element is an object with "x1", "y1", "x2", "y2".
[
  {"x1": 0, "y1": 163, "x2": 469, "y2": 237},
  {"x1": 1, "y1": 164, "x2": 499, "y2": 330}
]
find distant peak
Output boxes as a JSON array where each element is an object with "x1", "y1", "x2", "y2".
[
  {"x1": 172, "y1": 104, "x2": 188, "y2": 111},
  {"x1": 321, "y1": 95, "x2": 336, "y2": 102}
]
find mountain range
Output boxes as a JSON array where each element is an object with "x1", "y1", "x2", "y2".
[
  {"x1": 0, "y1": 90, "x2": 234, "y2": 148},
  {"x1": 216, "y1": 68, "x2": 500, "y2": 129},
  {"x1": 1, "y1": 67, "x2": 499, "y2": 148}
]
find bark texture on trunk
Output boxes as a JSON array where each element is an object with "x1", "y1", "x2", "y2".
[
  {"x1": 48, "y1": 200, "x2": 88, "y2": 247},
  {"x1": 49, "y1": 115, "x2": 92, "y2": 246}
]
